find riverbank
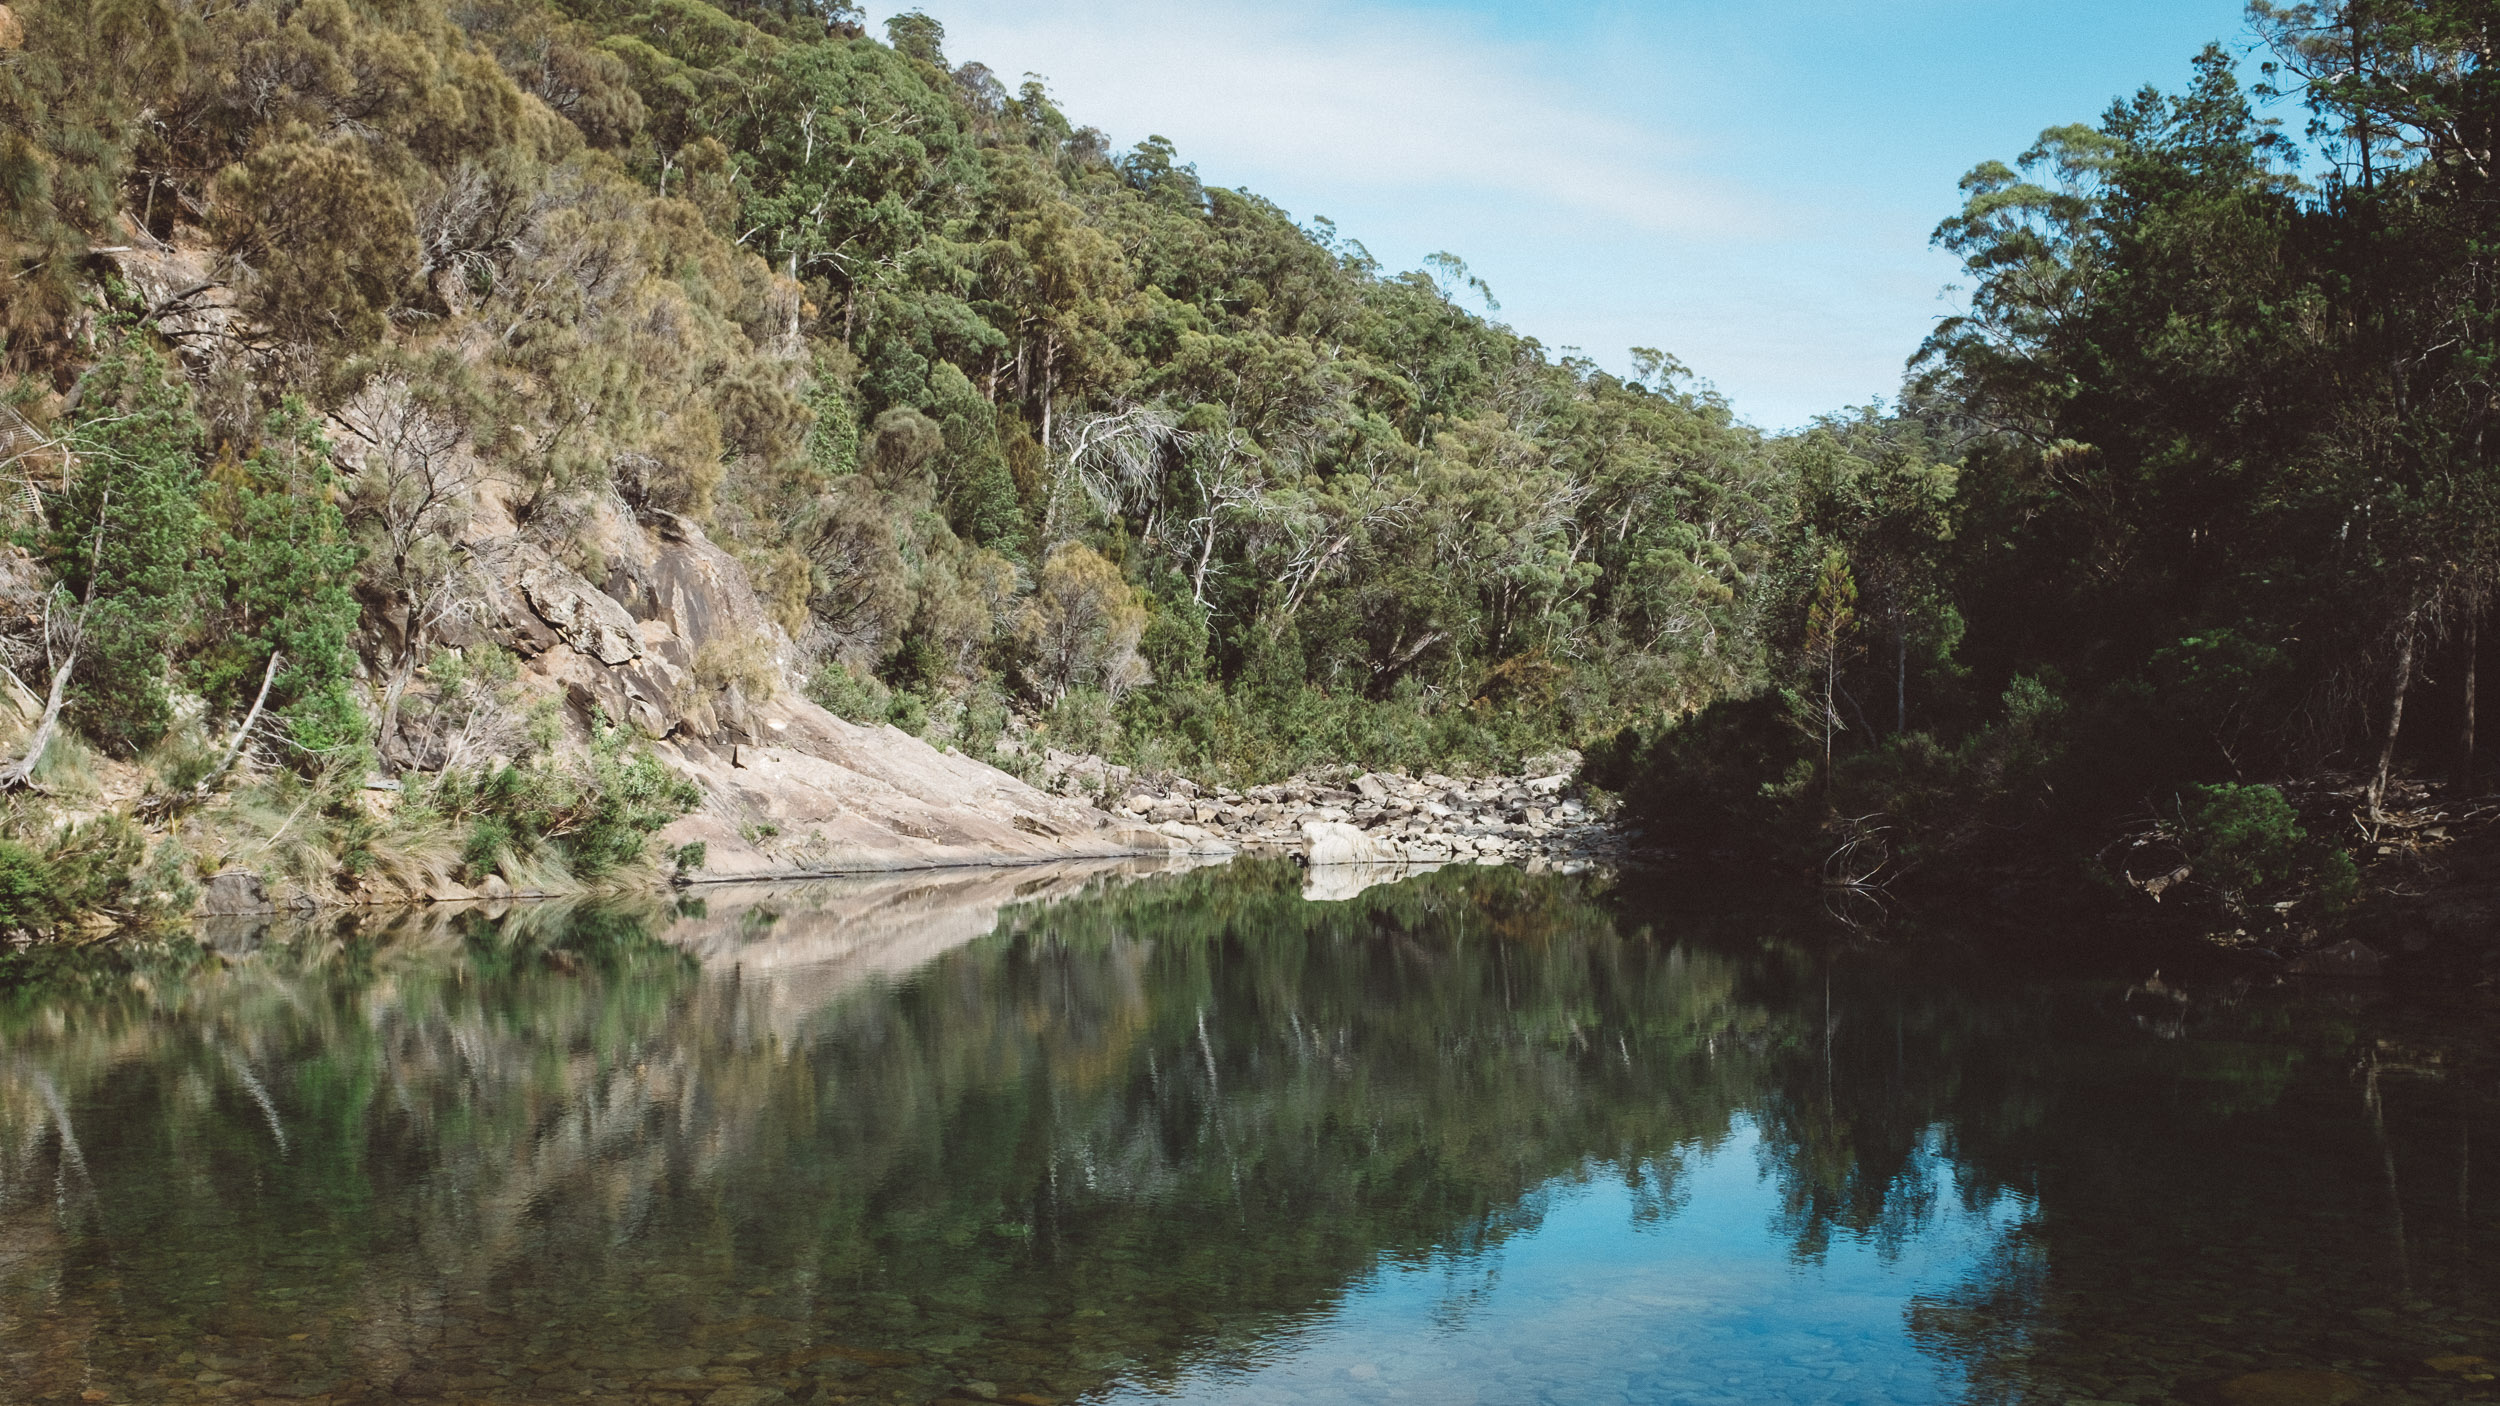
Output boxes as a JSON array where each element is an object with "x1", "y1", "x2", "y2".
[{"x1": 1027, "y1": 746, "x2": 1632, "y2": 869}]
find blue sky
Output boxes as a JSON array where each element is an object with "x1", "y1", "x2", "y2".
[{"x1": 898, "y1": 1, "x2": 2263, "y2": 432}]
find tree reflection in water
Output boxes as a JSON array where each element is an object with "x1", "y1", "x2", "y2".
[{"x1": 0, "y1": 858, "x2": 2491, "y2": 1405}]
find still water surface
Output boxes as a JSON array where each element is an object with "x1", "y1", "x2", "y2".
[{"x1": 1, "y1": 858, "x2": 2496, "y2": 1405}]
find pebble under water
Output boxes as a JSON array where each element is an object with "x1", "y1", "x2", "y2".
[{"x1": 1, "y1": 856, "x2": 2497, "y2": 1406}]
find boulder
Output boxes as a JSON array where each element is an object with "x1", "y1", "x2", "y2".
[
  {"x1": 1523, "y1": 748, "x2": 1582, "y2": 780},
  {"x1": 0, "y1": 7, "x2": 22, "y2": 50},
  {"x1": 1151, "y1": 820, "x2": 1238, "y2": 854},
  {"x1": 1301, "y1": 819, "x2": 1403, "y2": 867},
  {"x1": 520, "y1": 564, "x2": 643, "y2": 666},
  {"x1": 197, "y1": 870, "x2": 273, "y2": 916}
]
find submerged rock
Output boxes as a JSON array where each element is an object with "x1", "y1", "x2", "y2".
[
  {"x1": 2215, "y1": 1369, "x2": 2369, "y2": 1406},
  {"x1": 1302, "y1": 861, "x2": 1445, "y2": 903},
  {"x1": 2288, "y1": 939, "x2": 2385, "y2": 977}
]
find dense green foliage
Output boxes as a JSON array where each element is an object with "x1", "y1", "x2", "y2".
[
  {"x1": 1, "y1": 0, "x2": 1784, "y2": 793},
  {"x1": 1600, "y1": 9, "x2": 2500, "y2": 919},
  {"x1": 8, "y1": 0, "x2": 2498, "y2": 920},
  {"x1": 425, "y1": 714, "x2": 703, "y2": 879}
]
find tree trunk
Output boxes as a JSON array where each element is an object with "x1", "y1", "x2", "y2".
[
  {"x1": 0, "y1": 642, "x2": 78, "y2": 791},
  {"x1": 1039, "y1": 336, "x2": 1057, "y2": 456},
  {"x1": 1895, "y1": 624, "x2": 1908, "y2": 735},
  {"x1": 0, "y1": 498, "x2": 107, "y2": 792},
  {"x1": 199, "y1": 651, "x2": 281, "y2": 794},
  {"x1": 2464, "y1": 608, "x2": 2479, "y2": 782},
  {"x1": 1822, "y1": 648, "x2": 1838, "y2": 793},
  {"x1": 2372, "y1": 602, "x2": 2421, "y2": 818},
  {"x1": 376, "y1": 646, "x2": 422, "y2": 771},
  {"x1": 1192, "y1": 518, "x2": 1218, "y2": 606}
]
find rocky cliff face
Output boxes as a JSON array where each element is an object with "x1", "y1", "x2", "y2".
[{"x1": 454, "y1": 492, "x2": 1213, "y2": 884}]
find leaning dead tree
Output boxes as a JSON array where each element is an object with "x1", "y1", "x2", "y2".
[
  {"x1": 0, "y1": 492, "x2": 109, "y2": 791},
  {"x1": 136, "y1": 649, "x2": 283, "y2": 819},
  {"x1": 0, "y1": 404, "x2": 54, "y2": 527},
  {"x1": 1047, "y1": 404, "x2": 1189, "y2": 543}
]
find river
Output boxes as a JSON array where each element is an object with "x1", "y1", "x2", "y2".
[{"x1": 0, "y1": 857, "x2": 2492, "y2": 1405}]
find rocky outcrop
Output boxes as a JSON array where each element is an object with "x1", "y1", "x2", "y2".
[
  {"x1": 1045, "y1": 751, "x2": 1625, "y2": 871},
  {"x1": 648, "y1": 697, "x2": 1224, "y2": 880},
  {"x1": 518, "y1": 564, "x2": 643, "y2": 666},
  {"x1": 454, "y1": 495, "x2": 1222, "y2": 881}
]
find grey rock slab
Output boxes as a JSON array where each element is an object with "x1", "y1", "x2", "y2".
[{"x1": 519, "y1": 563, "x2": 644, "y2": 666}]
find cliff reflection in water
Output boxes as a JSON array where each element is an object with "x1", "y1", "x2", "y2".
[{"x1": 0, "y1": 859, "x2": 2496, "y2": 1405}]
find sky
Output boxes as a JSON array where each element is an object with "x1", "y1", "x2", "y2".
[{"x1": 885, "y1": 0, "x2": 2268, "y2": 432}]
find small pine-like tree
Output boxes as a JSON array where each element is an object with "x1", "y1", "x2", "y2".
[
  {"x1": 52, "y1": 339, "x2": 208, "y2": 752},
  {"x1": 194, "y1": 400, "x2": 367, "y2": 759}
]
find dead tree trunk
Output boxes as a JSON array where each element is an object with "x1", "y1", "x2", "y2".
[
  {"x1": 0, "y1": 627, "x2": 79, "y2": 792},
  {"x1": 199, "y1": 651, "x2": 280, "y2": 792},
  {"x1": 0, "y1": 492, "x2": 108, "y2": 792},
  {"x1": 2372, "y1": 601, "x2": 2422, "y2": 819}
]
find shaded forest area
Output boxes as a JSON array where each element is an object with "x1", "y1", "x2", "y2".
[
  {"x1": 1598, "y1": 5, "x2": 2500, "y2": 945},
  {"x1": 4, "y1": 0, "x2": 2496, "y2": 940}
]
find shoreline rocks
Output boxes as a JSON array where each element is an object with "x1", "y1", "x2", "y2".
[{"x1": 1039, "y1": 749, "x2": 1627, "y2": 872}]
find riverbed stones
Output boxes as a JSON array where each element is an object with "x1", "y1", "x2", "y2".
[{"x1": 1041, "y1": 752, "x2": 1624, "y2": 869}]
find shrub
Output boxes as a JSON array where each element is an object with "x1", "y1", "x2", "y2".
[
  {"x1": 0, "y1": 815, "x2": 156, "y2": 937},
  {"x1": 886, "y1": 688, "x2": 929, "y2": 735},
  {"x1": 1016, "y1": 544, "x2": 1148, "y2": 703},
  {"x1": 429, "y1": 719, "x2": 701, "y2": 880},
  {"x1": 693, "y1": 633, "x2": 781, "y2": 701},
  {"x1": 808, "y1": 662, "x2": 892, "y2": 724},
  {"x1": 51, "y1": 338, "x2": 209, "y2": 753},
  {"x1": 1044, "y1": 688, "x2": 1120, "y2": 757},
  {"x1": 2182, "y1": 782, "x2": 2302, "y2": 897}
]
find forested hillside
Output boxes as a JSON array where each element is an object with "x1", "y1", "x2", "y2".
[
  {"x1": 0, "y1": 0, "x2": 1802, "y2": 923},
  {"x1": 2, "y1": 0, "x2": 1779, "y2": 765},
  {"x1": 1604, "y1": 7, "x2": 2500, "y2": 937},
  {"x1": 6, "y1": 0, "x2": 2491, "y2": 939}
]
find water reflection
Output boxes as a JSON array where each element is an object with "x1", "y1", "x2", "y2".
[{"x1": 0, "y1": 859, "x2": 2493, "y2": 1405}]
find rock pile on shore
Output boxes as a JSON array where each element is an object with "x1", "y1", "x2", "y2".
[{"x1": 1036, "y1": 750, "x2": 1627, "y2": 868}]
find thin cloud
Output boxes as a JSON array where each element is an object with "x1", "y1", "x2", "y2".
[{"x1": 912, "y1": 0, "x2": 1777, "y2": 242}]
